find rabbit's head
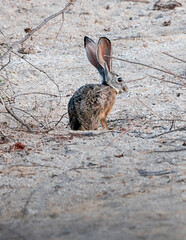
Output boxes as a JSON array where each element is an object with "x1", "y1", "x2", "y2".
[{"x1": 84, "y1": 36, "x2": 127, "y2": 93}]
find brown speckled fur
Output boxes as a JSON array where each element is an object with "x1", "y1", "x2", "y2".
[
  {"x1": 68, "y1": 36, "x2": 127, "y2": 131},
  {"x1": 68, "y1": 84, "x2": 117, "y2": 130}
]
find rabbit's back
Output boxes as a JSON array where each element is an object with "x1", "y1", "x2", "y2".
[{"x1": 68, "y1": 84, "x2": 117, "y2": 130}]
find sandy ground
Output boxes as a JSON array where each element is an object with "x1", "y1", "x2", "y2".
[{"x1": 0, "y1": 0, "x2": 186, "y2": 239}]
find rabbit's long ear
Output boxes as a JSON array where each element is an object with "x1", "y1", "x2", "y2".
[
  {"x1": 84, "y1": 36, "x2": 104, "y2": 78},
  {"x1": 97, "y1": 37, "x2": 112, "y2": 71}
]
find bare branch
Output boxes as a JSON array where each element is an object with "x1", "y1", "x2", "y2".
[
  {"x1": 125, "y1": 77, "x2": 145, "y2": 83},
  {"x1": 12, "y1": 106, "x2": 45, "y2": 128},
  {"x1": 110, "y1": 56, "x2": 186, "y2": 81},
  {"x1": 0, "y1": 30, "x2": 6, "y2": 38},
  {"x1": 152, "y1": 118, "x2": 186, "y2": 123},
  {"x1": 55, "y1": 112, "x2": 68, "y2": 127},
  {"x1": 136, "y1": 97, "x2": 162, "y2": 119},
  {"x1": 146, "y1": 126, "x2": 186, "y2": 139},
  {"x1": 0, "y1": 96, "x2": 33, "y2": 132},
  {"x1": 163, "y1": 52, "x2": 186, "y2": 63},
  {"x1": 138, "y1": 169, "x2": 176, "y2": 177},
  {"x1": 0, "y1": 73, "x2": 18, "y2": 85},
  {"x1": 11, "y1": 51, "x2": 61, "y2": 100},
  {"x1": 104, "y1": 122, "x2": 140, "y2": 149},
  {"x1": 14, "y1": 91, "x2": 60, "y2": 98},
  {"x1": 0, "y1": 54, "x2": 11, "y2": 71},
  {"x1": 124, "y1": 0, "x2": 149, "y2": 2},
  {"x1": 147, "y1": 74, "x2": 184, "y2": 86},
  {"x1": 147, "y1": 148, "x2": 186, "y2": 153},
  {"x1": 21, "y1": 189, "x2": 37, "y2": 219},
  {"x1": 56, "y1": 12, "x2": 65, "y2": 39},
  {"x1": 0, "y1": 1, "x2": 77, "y2": 61}
]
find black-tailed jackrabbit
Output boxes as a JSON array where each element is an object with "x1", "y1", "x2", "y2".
[{"x1": 68, "y1": 36, "x2": 127, "y2": 130}]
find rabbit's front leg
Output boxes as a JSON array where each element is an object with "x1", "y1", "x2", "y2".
[{"x1": 100, "y1": 113, "x2": 108, "y2": 130}]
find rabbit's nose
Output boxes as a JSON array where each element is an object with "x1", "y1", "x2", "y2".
[{"x1": 122, "y1": 84, "x2": 128, "y2": 92}]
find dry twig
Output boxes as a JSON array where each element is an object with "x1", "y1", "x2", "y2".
[
  {"x1": 124, "y1": 0, "x2": 149, "y2": 2},
  {"x1": 0, "y1": 54, "x2": 11, "y2": 71},
  {"x1": 110, "y1": 56, "x2": 186, "y2": 81},
  {"x1": 152, "y1": 118, "x2": 186, "y2": 123},
  {"x1": 0, "y1": 73, "x2": 18, "y2": 86},
  {"x1": 149, "y1": 148, "x2": 186, "y2": 153},
  {"x1": 21, "y1": 189, "x2": 37, "y2": 219},
  {"x1": 136, "y1": 97, "x2": 162, "y2": 119},
  {"x1": 0, "y1": 1, "x2": 77, "y2": 61},
  {"x1": 163, "y1": 52, "x2": 186, "y2": 64},
  {"x1": 147, "y1": 74, "x2": 184, "y2": 86},
  {"x1": 125, "y1": 77, "x2": 145, "y2": 83},
  {"x1": 12, "y1": 106, "x2": 45, "y2": 128},
  {"x1": 146, "y1": 126, "x2": 186, "y2": 139},
  {"x1": 14, "y1": 91, "x2": 60, "y2": 98},
  {"x1": 0, "y1": 30, "x2": 6, "y2": 38},
  {"x1": 11, "y1": 51, "x2": 61, "y2": 100},
  {"x1": 56, "y1": 12, "x2": 65, "y2": 39},
  {"x1": 104, "y1": 122, "x2": 140, "y2": 149},
  {"x1": 0, "y1": 96, "x2": 32, "y2": 132},
  {"x1": 138, "y1": 169, "x2": 176, "y2": 177},
  {"x1": 55, "y1": 112, "x2": 68, "y2": 127}
]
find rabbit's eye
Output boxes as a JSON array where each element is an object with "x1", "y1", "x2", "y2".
[{"x1": 117, "y1": 77, "x2": 122, "y2": 83}]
